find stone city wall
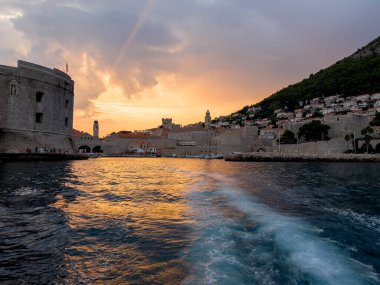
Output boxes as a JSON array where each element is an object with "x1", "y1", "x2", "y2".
[
  {"x1": 225, "y1": 152, "x2": 380, "y2": 162},
  {"x1": 277, "y1": 138, "x2": 347, "y2": 154},
  {"x1": 0, "y1": 129, "x2": 75, "y2": 153},
  {"x1": 74, "y1": 137, "x2": 177, "y2": 154}
]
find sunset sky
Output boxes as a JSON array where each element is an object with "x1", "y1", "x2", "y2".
[{"x1": 0, "y1": 0, "x2": 379, "y2": 137}]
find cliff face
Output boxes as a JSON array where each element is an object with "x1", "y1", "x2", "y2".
[{"x1": 245, "y1": 36, "x2": 380, "y2": 118}]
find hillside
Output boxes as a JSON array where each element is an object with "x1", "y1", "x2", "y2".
[{"x1": 241, "y1": 36, "x2": 380, "y2": 118}]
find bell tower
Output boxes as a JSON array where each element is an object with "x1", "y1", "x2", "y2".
[
  {"x1": 93, "y1": 120, "x2": 99, "y2": 138},
  {"x1": 205, "y1": 110, "x2": 211, "y2": 129}
]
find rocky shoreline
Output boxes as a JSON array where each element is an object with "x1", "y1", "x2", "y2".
[{"x1": 225, "y1": 152, "x2": 380, "y2": 162}]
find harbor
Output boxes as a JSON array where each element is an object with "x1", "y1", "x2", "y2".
[
  {"x1": 1, "y1": 158, "x2": 379, "y2": 284},
  {"x1": 225, "y1": 152, "x2": 380, "y2": 162}
]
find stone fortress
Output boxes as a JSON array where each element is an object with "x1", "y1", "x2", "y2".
[
  {"x1": 0, "y1": 60, "x2": 75, "y2": 153},
  {"x1": 74, "y1": 107, "x2": 380, "y2": 156},
  {"x1": 73, "y1": 110, "x2": 274, "y2": 157},
  {"x1": 1, "y1": 60, "x2": 378, "y2": 157}
]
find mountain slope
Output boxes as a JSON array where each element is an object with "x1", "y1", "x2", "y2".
[{"x1": 244, "y1": 36, "x2": 380, "y2": 118}]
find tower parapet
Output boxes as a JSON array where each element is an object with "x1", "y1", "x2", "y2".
[{"x1": 162, "y1": 118, "x2": 173, "y2": 130}]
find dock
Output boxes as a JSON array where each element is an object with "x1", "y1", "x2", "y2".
[{"x1": 224, "y1": 152, "x2": 380, "y2": 162}]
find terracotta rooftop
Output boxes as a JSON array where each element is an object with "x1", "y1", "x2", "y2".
[
  {"x1": 72, "y1": 129, "x2": 83, "y2": 136},
  {"x1": 169, "y1": 127, "x2": 205, "y2": 133},
  {"x1": 118, "y1": 133, "x2": 150, "y2": 139}
]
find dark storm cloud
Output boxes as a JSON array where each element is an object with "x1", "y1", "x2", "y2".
[
  {"x1": 150, "y1": 0, "x2": 380, "y2": 92},
  {"x1": 3, "y1": 0, "x2": 380, "y2": 108}
]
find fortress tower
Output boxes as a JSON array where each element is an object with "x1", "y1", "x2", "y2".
[
  {"x1": 162, "y1": 118, "x2": 173, "y2": 130},
  {"x1": 0, "y1": 60, "x2": 75, "y2": 153},
  {"x1": 93, "y1": 120, "x2": 99, "y2": 138},
  {"x1": 205, "y1": 110, "x2": 211, "y2": 129}
]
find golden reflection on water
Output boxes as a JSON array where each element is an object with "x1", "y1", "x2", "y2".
[
  {"x1": 3, "y1": 159, "x2": 379, "y2": 284},
  {"x1": 60, "y1": 159, "x2": 194, "y2": 221},
  {"x1": 51, "y1": 158, "x2": 223, "y2": 284}
]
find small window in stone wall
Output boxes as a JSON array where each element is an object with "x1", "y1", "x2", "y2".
[
  {"x1": 9, "y1": 80, "x2": 18, "y2": 95},
  {"x1": 65, "y1": 117, "x2": 68, "y2": 127},
  {"x1": 36, "y1": 113, "x2": 43, "y2": 123},
  {"x1": 66, "y1": 99, "x2": 69, "y2": 108},
  {"x1": 36, "y1": 92, "x2": 43, "y2": 102}
]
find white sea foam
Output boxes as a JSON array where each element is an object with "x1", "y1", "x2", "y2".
[
  {"x1": 324, "y1": 207, "x2": 380, "y2": 234},
  {"x1": 13, "y1": 186, "x2": 40, "y2": 196},
  {"x1": 185, "y1": 173, "x2": 380, "y2": 285}
]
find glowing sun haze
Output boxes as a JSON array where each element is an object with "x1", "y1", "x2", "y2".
[{"x1": 0, "y1": 0, "x2": 379, "y2": 136}]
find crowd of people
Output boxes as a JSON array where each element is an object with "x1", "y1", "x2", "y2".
[{"x1": 25, "y1": 147, "x2": 71, "y2": 154}]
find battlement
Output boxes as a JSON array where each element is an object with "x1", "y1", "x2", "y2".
[
  {"x1": 0, "y1": 64, "x2": 18, "y2": 75},
  {"x1": 0, "y1": 60, "x2": 72, "y2": 82},
  {"x1": 17, "y1": 60, "x2": 73, "y2": 84}
]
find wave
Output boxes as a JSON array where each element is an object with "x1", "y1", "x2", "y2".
[
  {"x1": 323, "y1": 207, "x2": 380, "y2": 234},
  {"x1": 12, "y1": 186, "x2": 41, "y2": 196},
  {"x1": 184, "y1": 174, "x2": 379, "y2": 285}
]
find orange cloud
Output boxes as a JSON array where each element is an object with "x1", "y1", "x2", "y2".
[{"x1": 3, "y1": 0, "x2": 378, "y2": 137}]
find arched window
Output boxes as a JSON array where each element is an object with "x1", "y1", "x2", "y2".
[{"x1": 9, "y1": 80, "x2": 18, "y2": 95}]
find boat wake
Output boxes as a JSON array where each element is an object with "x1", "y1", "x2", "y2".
[{"x1": 184, "y1": 173, "x2": 379, "y2": 285}]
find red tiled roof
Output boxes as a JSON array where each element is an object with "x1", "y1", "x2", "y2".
[
  {"x1": 118, "y1": 133, "x2": 150, "y2": 139},
  {"x1": 169, "y1": 127, "x2": 205, "y2": 133},
  {"x1": 131, "y1": 140, "x2": 151, "y2": 144},
  {"x1": 72, "y1": 129, "x2": 84, "y2": 136},
  {"x1": 72, "y1": 129, "x2": 94, "y2": 138}
]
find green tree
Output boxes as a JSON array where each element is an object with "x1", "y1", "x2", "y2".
[
  {"x1": 344, "y1": 134, "x2": 351, "y2": 151},
  {"x1": 312, "y1": 109, "x2": 323, "y2": 118},
  {"x1": 361, "y1": 126, "x2": 374, "y2": 153},
  {"x1": 278, "y1": 130, "x2": 297, "y2": 144},
  {"x1": 369, "y1": 112, "x2": 380, "y2": 126},
  {"x1": 298, "y1": 120, "x2": 331, "y2": 142},
  {"x1": 252, "y1": 36, "x2": 380, "y2": 119}
]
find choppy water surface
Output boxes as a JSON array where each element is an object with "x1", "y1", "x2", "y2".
[{"x1": 0, "y1": 158, "x2": 379, "y2": 284}]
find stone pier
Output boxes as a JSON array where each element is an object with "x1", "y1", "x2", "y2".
[{"x1": 225, "y1": 152, "x2": 380, "y2": 162}]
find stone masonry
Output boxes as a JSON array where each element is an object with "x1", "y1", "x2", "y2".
[{"x1": 0, "y1": 60, "x2": 75, "y2": 153}]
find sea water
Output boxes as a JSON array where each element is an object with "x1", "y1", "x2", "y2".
[{"x1": 0, "y1": 158, "x2": 379, "y2": 284}]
